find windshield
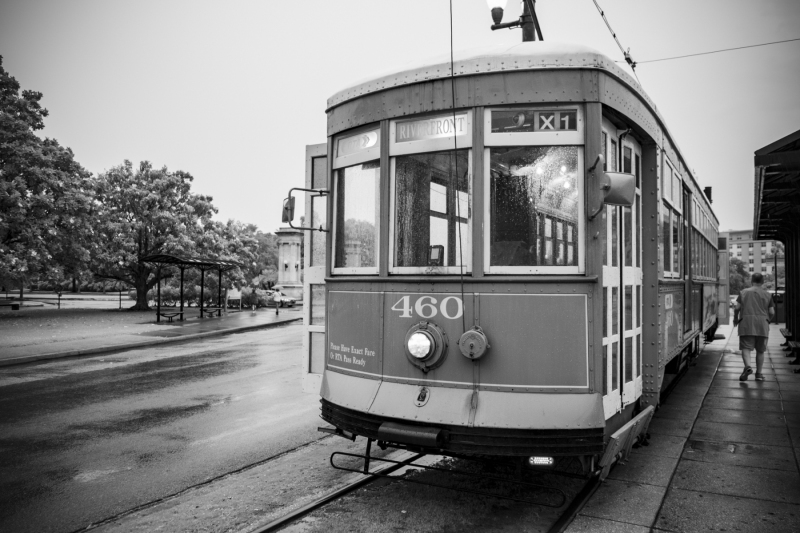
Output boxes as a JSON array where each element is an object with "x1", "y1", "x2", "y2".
[
  {"x1": 489, "y1": 146, "x2": 579, "y2": 267},
  {"x1": 394, "y1": 150, "x2": 470, "y2": 271}
]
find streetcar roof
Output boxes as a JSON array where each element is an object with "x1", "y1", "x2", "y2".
[
  {"x1": 327, "y1": 41, "x2": 717, "y2": 226},
  {"x1": 327, "y1": 42, "x2": 645, "y2": 110}
]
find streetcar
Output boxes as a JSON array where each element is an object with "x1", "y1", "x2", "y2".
[{"x1": 284, "y1": 38, "x2": 722, "y2": 474}]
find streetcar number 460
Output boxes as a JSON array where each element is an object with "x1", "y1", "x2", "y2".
[{"x1": 391, "y1": 295, "x2": 463, "y2": 320}]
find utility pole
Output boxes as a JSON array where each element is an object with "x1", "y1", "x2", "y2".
[{"x1": 489, "y1": 0, "x2": 543, "y2": 42}]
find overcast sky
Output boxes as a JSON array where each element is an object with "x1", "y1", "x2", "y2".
[{"x1": 1, "y1": 0, "x2": 798, "y2": 234}]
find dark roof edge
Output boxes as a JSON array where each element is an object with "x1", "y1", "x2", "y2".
[{"x1": 755, "y1": 128, "x2": 800, "y2": 156}]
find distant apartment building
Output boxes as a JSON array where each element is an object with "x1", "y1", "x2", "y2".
[{"x1": 721, "y1": 229, "x2": 784, "y2": 275}]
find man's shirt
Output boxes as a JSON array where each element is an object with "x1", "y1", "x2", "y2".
[{"x1": 736, "y1": 286, "x2": 775, "y2": 337}]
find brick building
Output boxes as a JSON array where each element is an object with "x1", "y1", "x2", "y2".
[{"x1": 721, "y1": 229, "x2": 784, "y2": 276}]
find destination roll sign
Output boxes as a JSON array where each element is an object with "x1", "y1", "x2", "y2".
[
  {"x1": 396, "y1": 113, "x2": 467, "y2": 143},
  {"x1": 337, "y1": 129, "x2": 379, "y2": 157}
]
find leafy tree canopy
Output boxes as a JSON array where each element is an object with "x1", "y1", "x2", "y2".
[
  {"x1": 728, "y1": 257, "x2": 750, "y2": 295},
  {"x1": 91, "y1": 160, "x2": 217, "y2": 309},
  {"x1": 0, "y1": 55, "x2": 94, "y2": 286}
]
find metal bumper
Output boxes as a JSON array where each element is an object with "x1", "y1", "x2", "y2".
[{"x1": 321, "y1": 399, "x2": 604, "y2": 457}]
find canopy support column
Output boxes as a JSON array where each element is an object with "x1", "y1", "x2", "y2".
[
  {"x1": 180, "y1": 266, "x2": 185, "y2": 321},
  {"x1": 200, "y1": 269, "x2": 205, "y2": 318},
  {"x1": 218, "y1": 267, "x2": 223, "y2": 313},
  {"x1": 156, "y1": 266, "x2": 161, "y2": 323}
]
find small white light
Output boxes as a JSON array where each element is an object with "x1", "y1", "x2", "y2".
[
  {"x1": 561, "y1": 165, "x2": 567, "y2": 173},
  {"x1": 528, "y1": 456, "x2": 554, "y2": 466},
  {"x1": 563, "y1": 182, "x2": 571, "y2": 189},
  {"x1": 536, "y1": 167, "x2": 544, "y2": 175},
  {"x1": 408, "y1": 332, "x2": 432, "y2": 359}
]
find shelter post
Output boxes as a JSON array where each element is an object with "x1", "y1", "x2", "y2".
[
  {"x1": 180, "y1": 267, "x2": 185, "y2": 321},
  {"x1": 156, "y1": 267, "x2": 161, "y2": 323},
  {"x1": 218, "y1": 268, "x2": 222, "y2": 313},
  {"x1": 200, "y1": 269, "x2": 205, "y2": 319}
]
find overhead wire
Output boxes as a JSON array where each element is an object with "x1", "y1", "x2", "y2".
[
  {"x1": 449, "y1": 0, "x2": 467, "y2": 335},
  {"x1": 591, "y1": 0, "x2": 641, "y2": 84},
  {"x1": 619, "y1": 37, "x2": 800, "y2": 65}
]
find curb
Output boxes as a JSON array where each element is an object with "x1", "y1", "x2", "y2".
[{"x1": 0, "y1": 316, "x2": 302, "y2": 368}]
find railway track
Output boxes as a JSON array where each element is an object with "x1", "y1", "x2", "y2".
[
  {"x1": 251, "y1": 451, "x2": 426, "y2": 533},
  {"x1": 249, "y1": 449, "x2": 602, "y2": 533},
  {"x1": 248, "y1": 360, "x2": 698, "y2": 533}
]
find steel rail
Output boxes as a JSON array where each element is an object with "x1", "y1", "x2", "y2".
[
  {"x1": 546, "y1": 473, "x2": 601, "y2": 533},
  {"x1": 250, "y1": 451, "x2": 425, "y2": 533},
  {"x1": 330, "y1": 451, "x2": 567, "y2": 508}
]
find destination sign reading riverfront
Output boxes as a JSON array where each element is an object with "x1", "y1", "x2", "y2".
[{"x1": 396, "y1": 114, "x2": 467, "y2": 143}]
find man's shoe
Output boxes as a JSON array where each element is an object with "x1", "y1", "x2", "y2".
[
  {"x1": 740, "y1": 367, "x2": 753, "y2": 381},
  {"x1": 755, "y1": 373, "x2": 765, "y2": 381}
]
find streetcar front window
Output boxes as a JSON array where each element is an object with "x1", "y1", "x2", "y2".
[
  {"x1": 333, "y1": 160, "x2": 380, "y2": 272},
  {"x1": 489, "y1": 146, "x2": 579, "y2": 268},
  {"x1": 393, "y1": 150, "x2": 470, "y2": 271}
]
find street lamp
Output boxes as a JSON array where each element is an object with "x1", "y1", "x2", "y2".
[
  {"x1": 486, "y1": 0, "x2": 506, "y2": 24},
  {"x1": 486, "y1": 0, "x2": 543, "y2": 42}
]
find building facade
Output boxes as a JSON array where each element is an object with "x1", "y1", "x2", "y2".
[{"x1": 721, "y1": 229, "x2": 784, "y2": 276}]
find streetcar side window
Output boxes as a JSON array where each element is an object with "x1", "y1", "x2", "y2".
[
  {"x1": 662, "y1": 159, "x2": 683, "y2": 279},
  {"x1": 333, "y1": 160, "x2": 380, "y2": 272},
  {"x1": 331, "y1": 126, "x2": 382, "y2": 275}
]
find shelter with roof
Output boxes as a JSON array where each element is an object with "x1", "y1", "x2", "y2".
[
  {"x1": 754, "y1": 128, "x2": 800, "y2": 354},
  {"x1": 141, "y1": 254, "x2": 243, "y2": 322}
]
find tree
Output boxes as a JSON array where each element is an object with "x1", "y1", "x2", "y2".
[
  {"x1": 91, "y1": 160, "x2": 216, "y2": 310},
  {"x1": 0, "y1": 56, "x2": 94, "y2": 288},
  {"x1": 728, "y1": 257, "x2": 750, "y2": 295}
]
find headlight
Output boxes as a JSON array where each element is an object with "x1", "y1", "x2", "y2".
[
  {"x1": 407, "y1": 332, "x2": 433, "y2": 359},
  {"x1": 404, "y1": 322, "x2": 448, "y2": 372}
]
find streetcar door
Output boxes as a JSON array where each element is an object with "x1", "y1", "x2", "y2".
[
  {"x1": 620, "y1": 141, "x2": 643, "y2": 409},
  {"x1": 600, "y1": 129, "x2": 643, "y2": 419},
  {"x1": 302, "y1": 143, "x2": 328, "y2": 393}
]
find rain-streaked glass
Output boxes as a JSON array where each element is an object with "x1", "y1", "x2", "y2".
[
  {"x1": 636, "y1": 334, "x2": 641, "y2": 377},
  {"x1": 611, "y1": 342, "x2": 618, "y2": 390},
  {"x1": 489, "y1": 146, "x2": 579, "y2": 267},
  {"x1": 625, "y1": 286, "x2": 632, "y2": 331},
  {"x1": 624, "y1": 206, "x2": 632, "y2": 266},
  {"x1": 663, "y1": 165, "x2": 672, "y2": 203},
  {"x1": 662, "y1": 207, "x2": 671, "y2": 272},
  {"x1": 310, "y1": 284, "x2": 325, "y2": 325},
  {"x1": 611, "y1": 208, "x2": 618, "y2": 267},
  {"x1": 311, "y1": 156, "x2": 328, "y2": 267},
  {"x1": 673, "y1": 211, "x2": 681, "y2": 274},
  {"x1": 310, "y1": 332, "x2": 325, "y2": 373},
  {"x1": 334, "y1": 160, "x2": 380, "y2": 269},
  {"x1": 394, "y1": 150, "x2": 470, "y2": 269},
  {"x1": 625, "y1": 336, "x2": 633, "y2": 383}
]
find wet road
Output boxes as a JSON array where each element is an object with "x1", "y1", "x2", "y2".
[{"x1": 0, "y1": 324, "x2": 320, "y2": 533}]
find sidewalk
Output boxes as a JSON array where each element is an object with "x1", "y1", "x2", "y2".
[
  {"x1": 0, "y1": 308, "x2": 302, "y2": 367},
  {"x1": 567, "y1": 323, "x2": 800, "y2": 533}
]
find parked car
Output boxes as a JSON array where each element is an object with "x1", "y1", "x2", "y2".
[{"x1": 267, "y1": 289, "x2": 296, "y2": 308}]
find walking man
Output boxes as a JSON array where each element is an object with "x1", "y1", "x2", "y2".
[{"x1": 733, "y1": 273, "x2": 775, "y2": 381}]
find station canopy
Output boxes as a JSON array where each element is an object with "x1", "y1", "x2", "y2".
[
  {"x1": 140, "y1": 254, "x2": 243, "y2": 272},
  {"x1": 754, "y1": 128, "x2": 800, "y2": 240}
]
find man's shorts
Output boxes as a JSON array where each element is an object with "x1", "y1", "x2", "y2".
[{"x1": 740, "y1": 335, "x2": 768, "y2": 352}]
